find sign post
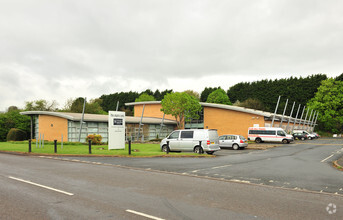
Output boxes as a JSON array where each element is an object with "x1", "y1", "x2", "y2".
[{"x1": 108, "y1": 111, "x2": 125, "y2": 150}]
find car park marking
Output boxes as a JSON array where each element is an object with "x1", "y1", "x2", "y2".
[
  {"x1": 8, "y1": 176, "x2": 74, "y2": 196},
  {"x1": 211, "y1": 164, "x2": 232, "y2": 169},
  {"x1": 321, "y1": 154, "x2": 335, "y2": 162},
  {"x1": 126, "y1": 209, "x2": 165, "y2": 220}
]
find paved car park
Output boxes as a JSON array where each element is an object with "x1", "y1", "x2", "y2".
[{"x1": 52, "y1": 138, "x2": 343, "y2": 195}]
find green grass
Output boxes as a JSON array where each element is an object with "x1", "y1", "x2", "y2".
[{"x1": 0, "y1": 141, "x2": 207, "y2": 157}]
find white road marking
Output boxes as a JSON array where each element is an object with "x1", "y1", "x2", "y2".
[
  {"x1": 211, "y1": 164, "x2": 232, "y2": 169},
  {"x1": 126, "y1": 209, "x2": 165, "y2": 220},
  {"x1": 321, "y1": 154, "x2": 335, "y2": 162},
  {"x1": 8, "y1": 176, "x2": 74, "y2": 196}
]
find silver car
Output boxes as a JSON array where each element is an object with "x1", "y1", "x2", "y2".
[{"x1": 219, "y1": 135, "x2": 248, "y2": 150}]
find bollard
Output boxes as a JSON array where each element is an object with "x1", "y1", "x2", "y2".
[
  {"x1": 54, "y1": 140, "x2": 57, "y2": 153},
  {"x1": 128, "y1": 140, "x2": 131, "y2": 155},
  {"x1": 88, "y1": 140, "x2": 92, "y2": 154},
  {"x1": 28, "y1": 139, "x2": 32, "y2": 153},
  {"x1": 166, "y1": 141, "x2": 170, "y2": 154},
  {"x1": 199, "y1": 141, "x2": 202, "y2": 148}
]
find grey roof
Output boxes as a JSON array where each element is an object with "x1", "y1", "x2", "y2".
[{"x1": 20, "y1": 111, "x2": 177, "y2": 125}]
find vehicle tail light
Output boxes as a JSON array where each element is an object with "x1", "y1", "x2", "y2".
[
  {"x1": 240, "y1": 140, "x2": 244, "y2": 143},
  {"x1": 207, "y1": 140, "x2": 210, "y2": 145}
]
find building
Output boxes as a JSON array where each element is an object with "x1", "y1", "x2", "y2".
[
  {"x1": 126, "y1": 101, "x2": 316, "y2": 138},
  {"x1": 21, "y1": 111, "x2": 176, "y2": 142}
]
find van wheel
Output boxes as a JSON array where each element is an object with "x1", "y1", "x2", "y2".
[
  {"x1": 255, "y1": 138, "x2": 262, "y2": 143},
  {"x1": 161, "y1": 145, "x2": 170, "y2": 152},
  {"x1": 308, "y1": 137, "x2": 312, "y2": 140},
  {"x1": 282, "y1": 139, "x2": 289, "y2": 144},
  {"x1": 194, "y1": 146, "x2": 203, "y2": 154},
  {"x1": 232, "y1": 144, "x2": 239, "y2": 150}
]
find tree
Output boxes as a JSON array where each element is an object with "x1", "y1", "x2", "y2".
[
  {"x1": 65, "y1": 97, "x2": 106, "y2": 114},
  {"x1": 307, "y1": 78, "x2": 343, "y2": 133},
  {"x1": 206, "y1": 88, "x2": 232, "y2": 105},
  {"x1": 25, "y1": 99, "x2": 58, "y2": 111},
  {"x1": 0, "y1": 109, "x2": 30, "y2": 141},
  {"x1": 237, "y1": 98, "x2": 266, "y2": 111},
  {"x1": 161, "y1": 92, "x2": 202, "y2": 129},
  {"x1": 183, "y1": 90, "x2": 200, "y2": 100},
  {"x1": 135, "y1": 93, "x2": 156, "y2": 102},
  {"x1": 336, "y1": 73, "x2": 343, "y2": 81},
  {"x1": 200, "y1": 87, "x2": 220, "y2": 102}
]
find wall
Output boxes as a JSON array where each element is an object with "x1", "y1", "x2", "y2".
[
  {"x1": 203, "y1": 107, "x2": 265, "y2": 138},
  {"x1": 134, "y1": 104, "x2": 175, "y2": 120},
  {"x1": 38, "y1": 115, "x2": 68, "y2": 141}
]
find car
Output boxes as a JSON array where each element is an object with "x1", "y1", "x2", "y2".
[
  {"x1": 293, "y1": 130, "x2": 316, "y2": 140},
  {"x1": 160, "y1": 129, "x2": 220, "y2": 154},
  {"x1": 311, "y1": 132, "x2": 320, "y2": 138},
  {"x1": 219, "y1": 135, "x2": 248, "y2": 150},
  {"x1": 292, "y1": 132, "x2": 307, "y2": 141}
]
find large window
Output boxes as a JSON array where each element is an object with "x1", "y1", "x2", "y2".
[
  {"x1": 249, "y1": 130, "x2": 276, "y2": 135},
  {"x1": 181, "y1": 131, "x2": 194, "y2": 139},
  {"x1": 168, "y1": 131, "x2": 180, "y2": 139}
]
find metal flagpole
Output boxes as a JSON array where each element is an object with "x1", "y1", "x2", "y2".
[
  {"x1": 306, "y1": 109, "x2": 313, "y2": 131},
  {"x1": 279, "y1": 99, "x2": 288, "y2": 128},
  {"x1": 309, "y1": 111, "x2": 316, "y2": 132},
  {"x1": 291, "y1": 104, "x2": 301, "y2": 133},
  {"x1": 312, "y1": 112, "x2": 319, "y2": 132},
  {"x1": 138, "y1": 104, "x2": 145, "y2": 142},
  {"x1": 297, "y1": 106, "x2": 306, "y2": 129},
  {"x1": 286, "y1": 101, "x2": 295, "y2": 133},
  {"x1": 158, "y1": 113, "x2": 165, "y2": 139},
  {"x1": 78, "y1": 97, "x2": 86, "y2": 142},
  {"x1": 301, "y1": 108, "x2": 310, "y2": 129},
  {"x1": 271, "y1": 96, "x2": 281, "y2": 127}
]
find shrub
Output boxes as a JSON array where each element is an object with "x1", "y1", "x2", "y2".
[
  {"x1": 86, "y1": 134, "x2": 103, "y2": 145},
  {"x1": 7, "y1": 128, "x2": 27, "y2": 141}
]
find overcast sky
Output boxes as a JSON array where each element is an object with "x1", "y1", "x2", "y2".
[{"x1": 0, "y1": 0, "x2": 342, "y2": 111}]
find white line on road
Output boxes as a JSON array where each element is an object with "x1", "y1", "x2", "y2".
[
  {"x1": 321, "y1": 154, "x2": 335, "y2": 163},
  {"x1": 211, "y1": 164, "x2": 232, "y2": 169},
  {"x1": 126, "y1": 209, "x2": 165, "y2": 220},
  {"x1": 8, "y1": 176, "x2": 74, "y2": 196}
]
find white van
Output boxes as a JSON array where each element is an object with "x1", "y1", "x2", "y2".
[
  {"x1": 160, "y1": 129, "x2": 220, "y2": 154},
  {"x1": 248, "y1": 127, "x2": 294, "y2": 144},
  {"x1": 293, "y1": 130, "x2": 316, "y2": 140}
]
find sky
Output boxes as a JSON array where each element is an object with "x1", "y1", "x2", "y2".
[{"x1": 0, "y1": 0, "x2": 342, "y2": 111}]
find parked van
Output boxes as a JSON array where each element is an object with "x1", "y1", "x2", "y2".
[
  {"x1": 293, "y1": 130, "x2": 316, "y2": 140},
  {"x1": 160, "y1": 129, "x2": 220, "y2": 154},
  {"x1": 248, "y1": 127, "x2": 294, "y2": 144}
]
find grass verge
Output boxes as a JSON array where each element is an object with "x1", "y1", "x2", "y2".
[{"x1": 0, "y1": 141, "x2": 212, "y2": 157}]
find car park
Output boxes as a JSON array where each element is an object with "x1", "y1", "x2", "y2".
[
  {"x1": 160, "y1": 129, "x2": 220, "y2": 154},
  {"x1": 292, "y1": 132, "x2": 307, "y2": 140},
  {"x1": 219, "y1": 135, "x2": 248, "y2": 150}
]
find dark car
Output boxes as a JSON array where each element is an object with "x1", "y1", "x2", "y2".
[{"x1": 292, "y1": 132, "x2": 307, "y2": 141}]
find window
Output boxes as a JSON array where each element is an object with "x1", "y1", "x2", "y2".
[
  {"x1": 249, "y1": 130, "x2": 276, "y2": 135},
  {"x1": 277, "y1": 131, "x2": 286, "y2": 136},
  {"x1": 219, "y1": 136, "x2": 226, "y2": 140},
  {"x1": 232, "y1": 136, "x2": 237, "y2": 140},
  {"x1": 168, "y1": 131, "x2": 180, "y2": 139},
  {"x1": 181, "y1": 131, "x2": 194, "y2": 139}
]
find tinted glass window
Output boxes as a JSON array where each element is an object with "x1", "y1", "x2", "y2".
[
  {"x1": 239, "y1": 135, "x2": 246, "y2": 140},
  {"x1": 181, "y1": 131, "x2": 194, "y2": 139},
  {"x1": 277, "y1": 131, "x2": 286, "y2": 136},
  {"x1": 232, "y1": 136, "x2": 237, "y2": 140},
  {"x1": 168, "y1": 131, "x2": 180, "y2": 139},
  {"x1": 219, "y1": 136, "x2": 226, "y2": 140}
]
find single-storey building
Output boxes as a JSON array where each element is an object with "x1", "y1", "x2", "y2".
[
  {"x1": 21, "y1": 111, "x2": 177, "y2": 142},
  {"x1": 126, "y1": 101, "x2": 316, "y2": 138}
]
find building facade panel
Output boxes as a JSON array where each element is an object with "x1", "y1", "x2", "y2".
[
  {"x1": 203, "y1": 107, "x2": 265, "y2": 138},
  {"x1": 134, "y1": 104, "x2": 175, "y2": 120},
  {"x1": 38, "y1": 115, "x2": 68, "y2": 141}
]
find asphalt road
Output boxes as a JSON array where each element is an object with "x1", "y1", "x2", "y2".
[
  {"x1": 62, "y1": 138, "x2": 343, "y2": 195},
  {"x1": 0, "y1": 138, "x2": 342, "y2": 219}
]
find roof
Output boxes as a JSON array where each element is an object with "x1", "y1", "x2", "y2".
[
  {"x1": 20, "y1": 111, "x2": 177, "y2": 125},
  {"x1": 125, "y1": 101, "x2": 313, "y2": 123}
]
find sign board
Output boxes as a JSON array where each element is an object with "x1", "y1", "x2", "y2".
[{"x1": 108, "y1": 111, "x2": 125, "y2": 150}]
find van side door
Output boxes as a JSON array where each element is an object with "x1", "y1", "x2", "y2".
[
  {"x1": 179, "y1": 130, "x2": 195, "y2": 151},
  {"x1": 167, "y1": 131, "x2": 180, "y2": 150}
]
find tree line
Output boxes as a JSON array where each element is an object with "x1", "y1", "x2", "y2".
[{"x1": 1, "y1": 73, "x2": 342, "y2": 141}]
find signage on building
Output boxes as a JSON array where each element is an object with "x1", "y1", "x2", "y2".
[{"x1": 108, "y1": 111, "x2": 125, "y2": 150}]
